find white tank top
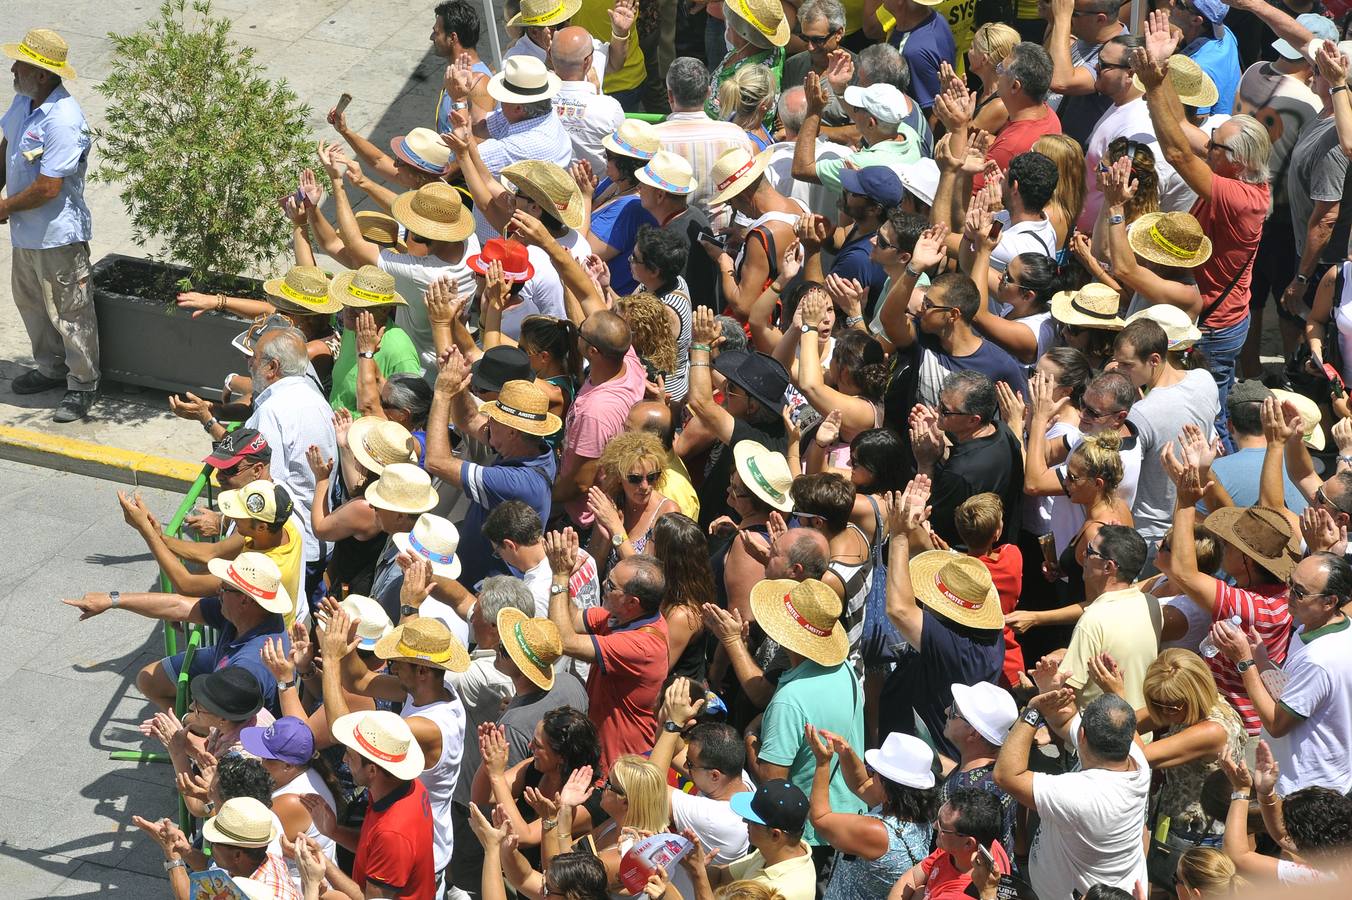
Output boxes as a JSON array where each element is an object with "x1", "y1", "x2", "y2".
[
  {"x1": 403, "y1": 692, "x2": 467, "y2": 874},
  {"x1": 273, "y1": 768, "x2": 338, "y2": 886}
]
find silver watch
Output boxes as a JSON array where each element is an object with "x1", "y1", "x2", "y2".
[
  {"x1": 109, "y1": 590, "x2": 121, "y2": 609},
  {"x1": 163, "y1": 858, "x2": 186, "y2": 872}
]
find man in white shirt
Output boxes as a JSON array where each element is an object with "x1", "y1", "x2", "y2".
[
  {"x1": 551, "y1": 26, "x2": 624, "y2": 171},
  {"x1": 960, "y1": 152, "x2": 1059, "y2": 292},
  {"x1": 763, "y1": 86, "x2": 851, "y2": 219},
  {"x1": 996, "y1": 690, "x2": 1151, "y2": 900},
  {"x1": 655, "y1": 57, "x2": 752, "y2": 212},
  {"x1": 503, "y1": 0, "x2": 635, "y2": 88}
]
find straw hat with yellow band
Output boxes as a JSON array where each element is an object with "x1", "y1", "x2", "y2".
[
  {"x1": 502, "y1": 161, "x2": 586, "y2": 231},
  {"x1": 3, "y1": 29, "x2": 77, "y2": 80},
  {"x1": 1127, "y1": 212, "x2": 1212, "y2": 269},
  {"x1": 354, "y1": 211, "x2": 407, "y2": 252},
  {"x1": 1050, "y1": 283, "x2": 1126, "y2": 331},
  {"x1": 482, "y1": 379, "x2": 563, "y2": 437},
  {"x1": 328, "y1": 265, "x2": 409, "y2": 309},
  {"x1": 391, "y1": 181, "x2": 476, "y2": 243},
  {"x1": 708, "y1": 146, "x2": 775, "y2": 206},
  {"x1": 750, "y1": 578, "x2": 848, "y2": 666},
  {"x1": 263, "y1": 265, "x2": 342, "y2": 315},
  {"x1": 1132, "y1": 54, "x2": 1218, "y2": 108},
  {"x1": 507, "y1": 0, "x2": 582, "y2": 28},
  {"x1": 498, "y1": 607, "x2": 563, "y2": 690},
  {"x1": 724, "y1": 0, "x2": 791, "y2": 48},
  {"x1": 908, "y1": 550, "x2": 1004, "y2": 630},
  {"x1": 374, "y1": 617, "x2": 471, "y2": 674},
  {"x1": 1202, "y1": 506, "x2": 1302, "y2": 582},
  {"x1": 733, "y1": 440, "x2": 794, "y2": 512}
]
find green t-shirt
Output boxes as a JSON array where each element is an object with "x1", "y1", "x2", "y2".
[
  {"x1": 815, "y1": 133, "x2": 924, "y2": 193},
  {"x1": 329, "y1": 326, "x2": 422, "y2": 413}
]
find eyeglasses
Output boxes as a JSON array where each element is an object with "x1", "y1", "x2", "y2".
[
  {"x1": 602, "y1": 576, "x2": 626, "y2": 596},
  {"x1": 938, "y1": 403, "x2": 967, "y2": 418},
  {"x1": 1206, "y1": 139, "x2": 1235, "y2": 155},
  {"x1": 1098, "y1": 60, "x2": 1132, "y2": 72},
  {"x1": 629, "y1": 251, "x2": 646, "y2": 267},
  {"x1": 603, "y1": 778, "x2": 626, "y2": 797},
  {"x1": 932, "y1": 818, "x2": 966, "y2": 836},
  {"x1": 626, "y1": 472, "x2": 661, "y2": 486},
  {"x1": 994, "y1": 62, "x2": 1011, "y2": 77},
  {"x1": 1080, "y1": 403, "x2": 1111, "y2": 420},
  {"x1": 921, "y1": 296, "x2": 956, "y2": 314},
  {"x1": 945, "y1": 704, "x2": 966, "y2": 722},
  {"x1": 789, "y1": 510, "x2": 824, "y2": 524}
]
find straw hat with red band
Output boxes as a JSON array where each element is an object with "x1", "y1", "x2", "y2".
[
  {"x1": 389, "y1": 127, "x2": 452, "y2": 175},
  {"x1": 498, "y1": 607, "x2": 563, "y2": 691},
  {"x1": 262, "y1": 265, "x2": 342, "y2": 315},
  {"x1": 2, "y1": 29, "x2": 77, "y2": 80},
  {"x1": 749, "y1": 578, "x2": 848, "y2": 666},
  {"x1": 206, "y1": 551, "x2": 293, "y2": 616},
  {"x1": 331, "y1": 710, "x2": 426, "y2": 780},
  {"x1": 908, "y1": 550, "x2": 1004, "y2": 631},
  {"x1": 468, "y1": 238, "x2": 535, "y2": 282},
  {"x1": 374, "y1": 617, "x2": 471, "y2": 673},
  {"x1": 708, "y1": 146, "x2": 775, "y2": 206}
]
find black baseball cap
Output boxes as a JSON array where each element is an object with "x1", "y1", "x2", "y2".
[
  {"x1": 203, "y1": 428, "x2": 272, "y2": 469},
  {"x1": 729, "y1": 779, "x2": 808, "y2": 833},
  {"x1": 470, "y1": 346, "x2": 534, "y2": 394}
]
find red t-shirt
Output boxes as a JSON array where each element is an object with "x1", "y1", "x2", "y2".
[
  {"x1": 353, "y1": 779, "x2": 437, "y2": 900},
  {"x1": 1190, "y1": 175, "x2": 1268, "y2": 329},
  {"x1": 980, "y1": 544, "x2": 1025, "y2": 688},
  {"x1": 584, "y1": 606, "x2": 670, "y2": 768},
  {"x1": 918, "y1": 840, "x2": 1011, "y2": 899},
  {"x1": 1211, "y1": 581, "x2": 1293, "y2": 735},
  {"x1": 975, "y1": 106, "x2": 1063, "y2": 190}
]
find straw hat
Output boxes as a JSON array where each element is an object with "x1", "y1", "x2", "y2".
[
  {"x1": 328, "y1": 265, "x2": 409, "y2": 309},
  {"x1": 354, "y1": 211, "x2": 407, "y2": 251},
  {"x1": 391, "y1": 181, "x2": 476, "y2": 243},
  {"x1": 202, "y1": 797, "x2": 278, "y2": 849},
  {"x1": 392, "y1": 513, "x2": 464, "y2": 579},
  {"x1": 498, "y1": 607, "x2": 563, "y2": 690},
  {"x1": 331, "y1": 710, "x2": 426, "y2": 780},
  {"x1": 502, "y1": 161, "x2": 585, "y2": 231},
  {"x1": 1124, "y1": 304, "x2": 1202, "y2": 351},
  {"x1": 708, "y1": 146, "x2": 775, "y2": 205},
  {"x1": 507, "y1": 0, "x2": 582, "y2": 28},
  {"x1": 601, "y1": 119, "x2": 661, "y2": 161},
  {"x1": 206, "y1": 552, "x2": 293, "y2": 616},
  {"x1": 908, "y1": 550, "x2": 1003, "y2": 630},
  {"x1": 1050, "y1": 283, "x2": 1126, "y2": 331},
  {"x1": 749, "y1": 578, "x2": 848, "y2": 666},
  {"x1": 262, "y1": 265, "x2": 342, "y2": 315},
  {"x1": 364, "y1": 463, "x2": 440, "y2": 515},
  {"x1": 488, "y1": 56, "x2": 562, "y2": 105},
  {"x1": 863, "y1": 733, "x2": 936, "y2": 789},
  {"x1": 1202, "y1": 506, "x2": 1301, "y2": 582},
  {"x1": 348, "y1": 416, "x2": 419, "y2": 475},
  {"x1": 374, "y1": 617, "x2": 471, "y2": 673},
  {"x1": 389, "y1": 127, "x2": 452, "y2": 175},
  {"x1": 482, "y1": 379, "x2": 563, "y2": 437},
  {"x1": 1133, "y1": 55, "x2": 1218, "y2": 108},
  {"x1": 733, "y1": 440, "x2": 794, "y2": 512},
  {"x1": 1271, "y1": 388, "x2": 1326, "y2": 452},
  {"x1": 724, "y1": 0, "x2": 791, "y2": 47},
  {"x1": 637, "y1": 151, "x2": 698, "y2": 196},
  {"x1": 3, "y1": 29, "x2": 77, "y2": 80},
  {"x1": 1127, "y1": 212, "x2": 1212, "y2": 269},
  {"x1": 338, "y1": 594, "x2": 394, "y2": 650}
]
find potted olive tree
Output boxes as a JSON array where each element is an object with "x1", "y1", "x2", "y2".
[{"x1": 91, "y1": 0, "x2": 311, "y2": 398}]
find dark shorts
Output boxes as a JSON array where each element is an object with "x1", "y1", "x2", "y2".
[
  {"x1": 1250, "y1": 209, "x2": 1302, "y2": 323},
  {"x1": 159, "y1": 646, "x2": 224, "y2": 682}
]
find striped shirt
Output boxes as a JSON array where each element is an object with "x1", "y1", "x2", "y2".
[
  {"x1": 250, "y1": 853, "x2": 302, "y2": 900},
  {"x1": 1210, "y1": 581, "x2": 1293, "y2": 735},
  {"x1": 654, "y1": 112, "x2": 752, "y2": 214}
]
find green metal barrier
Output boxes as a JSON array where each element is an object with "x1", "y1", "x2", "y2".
[{"x1": 625, "y1": 112, "x2": 666, "y2": 123}]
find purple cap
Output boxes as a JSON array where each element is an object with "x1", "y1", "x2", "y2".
[{"x1": 240, "y1": 716, "x2": 315, "y2": 765}]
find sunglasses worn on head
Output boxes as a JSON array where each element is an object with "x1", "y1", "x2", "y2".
[{"x1": 626, "y1": 472, "x2": 661, "y2": 486}]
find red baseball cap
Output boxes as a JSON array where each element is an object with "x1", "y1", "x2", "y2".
[{"x1": 203, "y1": 428, "x2": 272, "y2": 468}]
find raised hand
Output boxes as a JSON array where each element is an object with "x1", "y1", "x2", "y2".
[
  {"x1": 299, "y1": 793, "x2": 338, "y2": 837},
  {"x1": 316, "y1": 139, "x2": 347, "y2": 181},
  {"x1": 994, "y1": 382, "x2": 1027, "y2": 434},
  {"x1": 317, "y1": 604, "x2": 359, "y2": 663},
  {"x1": 1301, "y1": 505, "x2": 1347, "y2": 555},
  {"x1": 1253, "y1": 740, "x2": 1281, "y2": 798},
  {"x1": 815, "y1": 408, "x2": 843, "y2": 447},
  {"x1": 804, "y1": 71, "x2": 830, "y2": 116},
  {"x1": 305, "y1": 445, "x2": 334, "y2": 481},
  {"x1": 543, "y1": 528, "x2": 581, "y2": 577},
  {"x1": 1087, "y1": 651, "x2": 1125, "y2": 696},
  {"x1": 701, "y1": 602, "x2": 747, "y2": 647},
  {"x1": 570, "y1": 160, "x2": 599, "y2": 198},
  {"x1": 909, "y1": 224, "x2": 950, "y2": 272},
  {"x1": 1101, "y1": 155, "x2": 1139, "y2": 209},
  {"x1": 824, "y1": 49, "x2": 854, "y2": 95},
  {"x1": 824, "y1": 274, "x2": 865, "y2": 319},
  {"x1": 609, "y1": 0, "x2": 637, "y2": 36},
  {"x1": 434, "y1": 345, "x2": 471, "y2": 398},
  {"x1": 424, "y1": 275, "x2": 463, "y2": 327},
  {"x1": 908, "y1": 403, "x2": 946, "y2": 468},
  {"x1": 1177, "y1": 422, "x2": 1216, "y2": 471},
  {"x1": 804, "y1": 723, "x2": 834, "y2": 764},
  {"x1": 1316, "y1": 39, "x2": 1351, "y2": 87},
  {"x1": 300, "y1": 168, "x2": 324, "y2": 207},
  {"x1": 559, "y1": 764, "x2": 596, "y2": 808},
  {"x1": 479, "y1": 722, "x2": 510, "y2": 776},
  {"x1": 446, "y1": 51, "x2": 477, "y2": 100},
  {"x1": 1260, "y1": 396, "x2": 1296, "y2": 445},
  {"x1": 397, "y1": 553, "x2": 434, "y2": 611},
  {"x1": 661, "y1": 676, "x2": 705, "y2": 727},
  {"x1": 586, "y1": 485, "x2": 624, "y2": 538}
]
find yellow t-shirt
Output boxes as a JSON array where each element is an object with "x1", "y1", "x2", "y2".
[
  {"x1": 840, "y1": 0, "x2": 866, "y2": 35},
  {"x1": 247, "y1": 519, "x2": 304, "y2": 629},
  {"x1": 875, "y1": 2, "x2": 972, "y2": 75},
  {"x1": 1059, "y1": 586, "x2": 1158, "y2": 719},
  {"x1": 571, "y1": 0, "x2": 646, "y2": 93}
]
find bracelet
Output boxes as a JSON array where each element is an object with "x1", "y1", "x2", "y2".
[
  {"x1": 844, "y1": 314, "x2": 864, "y2": 327},
  {"x1": 767, "y1": 282, "x2": 782, "y2": 294},
  {"x1": 611, "y1": 29, "x2": 631, "y2": 41},
  {"x1": 1338, "y1": 455, "x2": 1352, "y2": 466},
  {"x1": 689, "y1": 361, "x2": 711, "y2": 367},
  {"x1": 905, "y1": 263, "x2": 925, "y2": 278},
  {"x1": 451, "y1": 100, "x2": 469, "y2": 110},
  {"x1": 1258, "y1": 792, "x2": 1279, "y2": 805},
  {"x1": 215, "y1": 293, "x2": 227, "y2": 311},
  {"x1": 691, "y1": 343, "x2": 712, "y2": 353}
]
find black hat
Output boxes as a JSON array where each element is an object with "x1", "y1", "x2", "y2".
[
  {"x1": 713, "y1": 350, "x2": 790, "y2": 412},
  {"x1": 191, "y1": 667, "x2": 265, "y2": 721},
  {"x1": 203, "y1": 428, "x2": 272, "y2": 469},
  {"x1": 470, "y1": 346, "x2": 534, "y2": 394},
  {"x1": 729, "y1": 779, "x2": 809, "y2": 833}
]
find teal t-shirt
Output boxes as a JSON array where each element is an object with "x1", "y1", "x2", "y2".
[
  {"x1": 329, "y1": 325, "x2": 422, "y2": 413},
  {"x1": 816, "y1": 132, "x2": 924, "y2": 193}
]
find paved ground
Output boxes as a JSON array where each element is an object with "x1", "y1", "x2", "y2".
[{"x1": 0, "y1": 461, "x2": 195, "y2": 899}]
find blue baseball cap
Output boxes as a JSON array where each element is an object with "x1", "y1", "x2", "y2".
[
  {"x1": 1188, "y1": 0, "x2": 1228, "y2": 26},
  {"x1": 729, "y1": 779, "x2": 808, "y2": 833},
  {"x1": 1273, "y1": 14, "x2": 1338, "y2": 60},
  {"x1": 240, "y1": 716, "x2": 315, "y2": 765},
  {"x1": 839, "y1": 166, "x2": 904, "y2": 208}
]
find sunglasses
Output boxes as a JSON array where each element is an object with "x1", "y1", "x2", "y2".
[
  {"x1": 626, "y1": 472, "x2": 661, "y2": 486},
  {"x1": 922, "y1": 296, "x2": 956, "y2": 313},
  {"x1": 797, "y1": 30, "x2": 838, "y2": 46},
  {"x1": 1206, "y1": 139, "x2": 1235, "y2": 155},
  {"x1": 938, "y1": 403, "x2": 967, "y2": 417},
  {"x1": 1098, "y1": 60, "x2": 1132, "y2": 72},
  {"x1": 999, "y1": 271, "x2": 1029, "y2": 291},
  {"x1": 875, "y1": 231, "x2": 896, "y2": 251},
  {"x1": 603, "y1": 778, "x2": 626, "y2": 797},
  {"x1": 1084, "y1": 544, "x2": 1108, "y2": 561},
  {"x1": 1287, "y1": 579, "x2": 1328, "y2": 602}
]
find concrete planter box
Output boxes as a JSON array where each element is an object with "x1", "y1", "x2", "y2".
[{"x1": 92, "y1": 253, "x2": 253, "y2": 401}]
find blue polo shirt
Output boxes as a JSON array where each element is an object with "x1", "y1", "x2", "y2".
[
  {"x1": 888, "y1": 11, "x2": 956, "y2": 110},
  {"x1": 1183, "y1": 27, "x2": 1241, "y2": 116},
  {"x1": 830, "y1": 229, "x2": 888, "y2": 312},
  {"x1": 161, "y1": 595, "x2": 289, "y2": 711},
  {"x1": 456, "y1": 447, "x2": 558, "y2": 589},
  {"x1": 1, "y1": 84, "x2": 92, "y2": 250}
]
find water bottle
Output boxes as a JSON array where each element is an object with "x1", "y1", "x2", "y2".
[{"x1": 1200, "y1": 615, "x2": 1242, "y2": 658}]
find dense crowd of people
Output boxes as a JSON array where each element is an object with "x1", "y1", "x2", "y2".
[{"x1": 12, "y1": 0, "x2": 1352, "y2": 897}]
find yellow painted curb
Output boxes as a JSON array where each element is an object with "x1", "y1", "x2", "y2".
[{"x1": 0, "y1": 424, "x2": 199, "y2": 493}]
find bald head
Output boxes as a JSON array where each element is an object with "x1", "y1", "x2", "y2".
[
  {"x1": 777, "y1": 86, "x2": 808, "y2": 139},
  {"x1": 768, "y1": 527, "x2": 830, "y2": 581},
  {"x1": 550, "y1": 26, "x2": 595, "y2": 79},
  {"x1": 581, "y1": 310, "x2": 631, "y2": 361},
  {"x1": 626, "y1": 401, "x2": 674, "y2": 449}
]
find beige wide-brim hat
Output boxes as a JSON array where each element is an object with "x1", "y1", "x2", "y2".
[
  {"x1": 201, "y1": 797, "x2": 277, "y2": 849},
  {"x1": 331, "y1": 710, "x2": 426, "y2": 780},
  {"x1": 391, "y1": 181, "x2": 476, "y2": 243},
  {"x1": 348, "y1": 416, "x2": 419, "y2": 475},
  {"x1": 1124, "y1": 304, "x2": 1202, "y2": 351},
  {"x1": 1272, "y1": 388, "x2": 1326, "y2": 451},
  {"x1": 724, "y1": 0, "x2": 791, "y2": 48},
  {"x1": 3, "y1": 29, "x2": 77, "y2": 80},
  {"x1": 206, "y1": 552, "x2": 293, "y2": 616},
  {"x1": 482, "y1": 379, "x2": 563, "y2": 437},
  {"x1": 708, "y1": 146, "x2": 774, "y2": 205},
  {"x1": 1202, "y1": 506, "x2": 1301, "y2": 582},
  {"x1": 1132, "y1": 54, "x2": 1218, "y2": 108},
  {"x1": 498, "y1": 607, "x2": 563, "y2": 690},
  {"x1": 502, "y1": 161, "x2": 586, "y2": 231},
  {"x1": 733, "y1": 440, "x2": 794, "y2": 512},
  {"x1": 262, "y1": 265, "x2": 342, "y2": 315},
  {"x1": 354, "y1": 210, "x2": 408, "y2": 252},
  {"x1": 389, "y1": 127, "x2": 452, "y2": 175},
  {"x1": 1128, "y1": 212, "x2": 1213, "y2": 269},
  {"x1": 374, "y1": 617, "x2": 471, "y2": 673},
  {"x1": 364, "y1": 463, "x2": 440, "y2": 514},
  {"x1": 392, "y1": 512, "x2": 464, "y2": 580},
  {"x1": 488, "y1": 55, "x2": 562, "y2": 105},
  {"x1": 601, "y1": 119, "x2": 661, "y2": 161},
  {"x1": 339, "y1": 594, "x2": 394, "y2": 650},
  {"x1": 1051, "y1": 283, "x2": 1126, "y2": 331},
  {"x1": 328, "y1": 265, "x2": 409, "y2": 309},
  {"x1": 909, "y1": 550, "x2": 1004, "y2": 631},
  {"x1": 636, "y1": 151, "x2": 698, "y2": 196},
  {"x1": 507, "y1": 0, "x2": 583, "y2": 28},
  {"x1": 750, "y1": 578, "x2": 848, "y2": 667}
]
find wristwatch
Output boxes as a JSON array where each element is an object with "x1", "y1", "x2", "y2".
[
  {"x1": 1230, "y1": 790, "x2": 1251, "y2": 802},
  {"x1": 358, "y1": 351, "x2": 375, "y2": 359},
  {"x1": 1296, "y1": 274, "x2": 1311, "y2": 284},
  {"x1": 1236, "y1": 659, "x2": 1257, "y2": 674},
  {"x1": 399, "y1": 604, "x2": 419, "y2": 619},
  {"x1": 278, "y1": 677, "x2": 298, "y2": 691},
  {"x1": 108, "y1": 590, "x2": 121, "y2": 609},
  {"x1": 844, "y1": 314, "x2": 864, "y2": 327},
  {"x1": 612, "y1": 532, "x2": 628, "y2": 548},
  {"x1": 800, "y1": 324, "x2": 813, "y2": 334},
  {"x1": 164, "y1": 858, "x2": 186, "y2": 872},
  {"x1": 1108, "y1": 214, "x2": 1125, "y2": 226},
  {"x1": 1020, "y1": 706, "x2": 1044, "y2": 728},
  {"x1": 550, "y1": 581, "x2": 569, "y2": 596},
  {"x1": 662, "y1": 720, "x2": 683, "y2": 733}
]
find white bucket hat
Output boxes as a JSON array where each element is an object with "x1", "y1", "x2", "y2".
[
  {"x1": 331, "y1": 709, "x2": 426, "y2": 780},
  {"x1": 392, "y1": 513, "x2": 463, "y2": 579},
  {"x1": 364, "y1": 463, "x2": 439, "y2": 515},
  {"x1": 338, "y1": 594, "x2": 394, "y2": 650},
  {"x1": 864, "y1": 732, "x2": 936, "y2": 789},
  {"x1": 201, "y1": 797, "x2": 278, "y2": 848},
  {"x1": 949, "y1": 682, "x2": 1018, "y2": 747},
  {"x1": 1123, "y1": 304, "x2": 1202, "y2": 351},
  {"x1": 206, "y1": 552, "x2": 293, "y2": 616},
  {"x1": 488, "y1": 56, "x2": 561, "y2": 105}
]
